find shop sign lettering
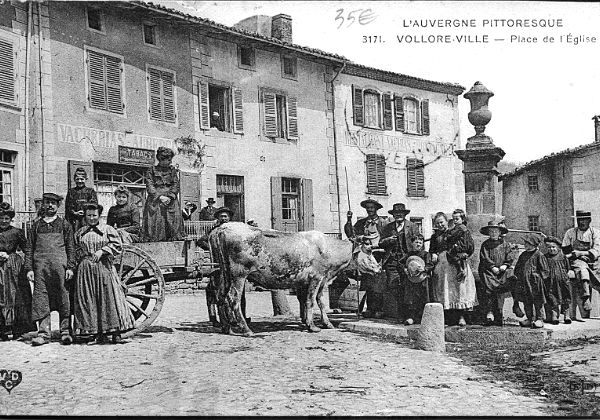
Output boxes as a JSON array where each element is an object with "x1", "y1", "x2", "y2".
[
  {"x1": 344, "y1": 130, "x2": 455, "y2": 157},
  {"x1": 118, "y1": 146, "x2": 155, "y2": 165}
]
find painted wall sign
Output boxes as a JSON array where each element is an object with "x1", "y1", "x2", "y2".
[
  {"x1": 344, "y1": 130, "x2": 455, "y2": 157},
  {"x1": 118, "y1": 146, "x2": 155, "y2": 165}
]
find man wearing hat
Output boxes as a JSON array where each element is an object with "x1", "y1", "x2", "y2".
[
  {"x1": 65, "y1": 167, "x2": 98, "y2": 233},
  {"x1": 344, "y1": 199, "x2": 387, "y2": 318},
  {"x1": 379, "y1": 203, "x2": 420, "y2": 321},
  {"x1": 24, "y1": 193, "x2": 76, "y2": 345},
  {"x1": 199, "y1": 198, "x2": 217, "y2": 221},
  {"x1": 562, "y1": 210, "x2": 600, "y2": 312}
]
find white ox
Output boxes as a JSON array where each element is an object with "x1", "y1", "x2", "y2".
[{"x1": 208, "y1": 222, "x2": 382, "y2": 335}]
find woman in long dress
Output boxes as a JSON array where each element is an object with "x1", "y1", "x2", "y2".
[
  {"x1": 142, "y1": 147, "x2": 184, "y2": 241},
  {"x1": 430, "y1": 212, "x2": 478, "y2": 326},
  {"x1": 73, "y1": 203, "x2": 134, "y2": 344},
  {"x1": 0, "y1": 203, "x2": 35, "y2": 340}
]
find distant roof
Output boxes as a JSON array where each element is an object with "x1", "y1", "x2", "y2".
[{"x1": 500, "y1": 141, "x2": 600, "y2": 180}]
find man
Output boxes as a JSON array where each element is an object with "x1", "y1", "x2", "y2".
[
  {"x1": 562, "y1": 210, "x2": 600, "y2": 312},
  {"x1": 198, "y1": 198, "x2": 217, "y2": 221},
  {"x1": 65, "y1": 167, "x2": 97, "y2": 233},
  {"x1": 25, "y1": 193, "x2": 76, "y2": 346},
  {"x1": 344, "y1": 198, "x2": 387, "y2": 318},
  {"x1": 379, "y1": 203, "x2": 420, "y2": 321},
  {"x1": 182, "y1": 201, "x2": 198, "y2": 221}
]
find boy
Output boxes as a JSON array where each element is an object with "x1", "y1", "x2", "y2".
[
  {"x1": 65, "y1": 168, "x2": 97, "y2": 233},
  {"x1": 398, "y1": 234, "x2": 433, "y2": 325},
  {"x1": 514, "y1": 234, "x2": 549, "y2": 328},
  {"x1": 544, "y1": 236, "x2": 572, "y2": 324}
]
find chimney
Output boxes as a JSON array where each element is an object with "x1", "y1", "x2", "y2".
[
  {"x1": 271, "y1": 14, "x2": 292, "y2": 43},
  {"x1": 594, "y1": 115, "x2": 600, "y2": 143}
]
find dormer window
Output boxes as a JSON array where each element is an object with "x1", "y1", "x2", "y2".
[{"x1": 87, "y1": 6, "x2": 103, "y2": 33}]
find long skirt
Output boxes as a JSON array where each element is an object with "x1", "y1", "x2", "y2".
[
  {"x1": 0, "y1": 254, "x2": 34, "y2": 333},
  {"x1": 74, "y1": 258, "x2": 135, "y2": 335},
  {"x1": 433, "y1": 251, "x2": 478, "y2": 310}
]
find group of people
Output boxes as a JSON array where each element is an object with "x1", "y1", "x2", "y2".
[{"x1": 345, "y1": 200, "x2": 600, "y2": 328}]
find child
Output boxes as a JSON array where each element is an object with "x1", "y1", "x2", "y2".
[
  {"x1": 478, "y1": 220, "x2": 515, "y2": 325},
  {"x1": 446, "y1": 209, "x2": 474, "y2": 281},
  {"x1": 65, "y1": 167, "x2": 98, "y2": 233},
  {"x1": 398, "y1": 234, "x2": 434, "y2": 325},
  {"x1": 543, "y1": 236, "x2": 572, "y2": 324},
  {"x1": 514, "y1": 234, "x2": 550, "y2": 328}
]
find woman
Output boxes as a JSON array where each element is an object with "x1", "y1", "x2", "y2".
[
  {"x1": 429, "y1": 212, "x2": 478, "y2": 326},
  {"x1": 73, "y1": 203, "x2": 134, "y2": 344},
  {"x1": 107, "y1": 186, "x2": 140, "y2": 244},
  {"x1": 142, "y1": 147, "x2": 184, "y2": 241},
  {"x1": 0, "y1": 203, "x2": 35, "y2": 340}
]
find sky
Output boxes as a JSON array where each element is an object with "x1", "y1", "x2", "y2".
[{"x1": 156, "y1": 1, "x2": 600, "y2": 164}]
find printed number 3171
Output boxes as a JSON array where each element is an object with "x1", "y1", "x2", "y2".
[{"x1": 335, "y1": 8, "x2": 377, "y2": 29}]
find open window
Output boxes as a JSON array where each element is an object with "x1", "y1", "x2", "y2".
[{"x1": 198, "y1": 81, "x2": 243, "y2": 134}]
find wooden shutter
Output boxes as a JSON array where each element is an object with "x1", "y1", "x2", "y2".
[
  {"x1": 162, "y1": 71, "x2": 175, "y2": 123},
  {"x1": 87, "y1": 50, "x2": 106, "y2": 110},
  {"x1": 148, "y1": 68, "x2": 162, "y2": 120},
  {"x1": 382, "y1": 93, "x2": 393, "y2": 130},
  {"x1": 179, "y1": 171, "x2": 200, "y2": 221},
  {"x1": 263, "y1": 91, "x2": 277, "y2": 138},
  {"x1": 421, "y1": 99, "x2": 430, "y2": 135},
  {"x1": 68, "y1": 160, "x2": 94, "y2": 190},
  {"x1": 287, "y1": 96, "x2": 298, "y2": 141},
  {"x1": 0, "y1": 38, "x2": 15, "y2": 103},
  {"x1": 232, "y1": 87, "x2": 244, "y2": 134},
  {"x1": 407, "y1": 158, "x2": 425, "y2": 197},
  {"x1": 105, "y1": 55, "x2": 123, "y2": 113},
  {"x1": 352, "y1": 85, "x2": 364, "y2": 126},
  {"x1": 394, "y1": 96, "x2": 405, "y2": 132},
  {"x1": 300, "y1": 178, "x2": 314, "y2": 231},
  {"x1": 198, "y1": 80, "x2": 210, "y2": 129},
  {"x1": 270, "y1": 176, "x2": 283, "y2": 229},
  {"x1": 366, "y1": 154, "x2": 386, "y2": 195}
]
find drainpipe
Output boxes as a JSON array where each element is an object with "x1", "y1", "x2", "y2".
[
  {"x1": 330, "y1": 61, "x2": 347, "y2": 236},
  {"x1": 36, "y1": 3, "x2": 46, "y2": 192},
  {"x1": 24, "y1": 2, "x2": 33, "y2": 212}
]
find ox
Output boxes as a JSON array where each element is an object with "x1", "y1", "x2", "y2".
[{"x1": 208, "y1": 222, "x2": 382, "y2": 335}]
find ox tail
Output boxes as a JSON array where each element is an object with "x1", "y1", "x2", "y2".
[{"x1": 208, "y1": 227, "x2": 234, "y2": 332}]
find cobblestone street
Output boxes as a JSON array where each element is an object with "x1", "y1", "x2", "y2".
[{"x1": 0, "y1": 293, "x2": 554, "y2": 416}]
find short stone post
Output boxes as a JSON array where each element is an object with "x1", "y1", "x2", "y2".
[{"x1": 416, "y1": 303, "x2": 445, "y2": 352}]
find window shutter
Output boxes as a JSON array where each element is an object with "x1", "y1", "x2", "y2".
[
  {"x1": 198, "y1": 80, "x2": 210, "y2": 129},
  {"x1": 162, "y1": 71, "x2": 175, "y2": 123},
  {"x1": 287, "y1": 96, "x2": 298, "y2": 141},
  {"x1": 394, "y1": 96, "x2": 405, "y2": 132},
  {"x1": 232, "y1": 87, "x2": 244, "y2": 134},
  {"x1": 263, "y1": 91, "x2": 277, "y2": 138},
  {"x1": 421, "y1": 99, "x2": 430, "y2": 135},
  {"x1": 300, "y1": 178, "x2": 314, "y2": 231},
  {"x1": 148, "y1": 68, "x2": 162, "y2": 120},
  {"x1": 352, "y1": 85, "x2": 364, "y2": 126},
  {"x1": 179, "y1": 171, "x2": 201, "y2": 221},
  {"x1": 105, "y1": 55, "x2": 123, "y2": 113},
  {"x1": 407, "y1": 158, "x2": 425, "y2": 197},
  {"x1": 68, "y1": 160, "x2": 94, "y2": 190},
  {"x1": 0, "y1": 39, "x2": 15, "y2": 103},
  {"x1": 270, "y1": 176, "x2": 283, "y2": 230},
  {"x1": 366, "y1": 154, "x2": 386, "y2": 195},
  {"x1": 382, "y1": 93, "x2": 393, "y2": 130},
  {"x1": 87, "y1": 50, "x2": 106, "y2": 110}
]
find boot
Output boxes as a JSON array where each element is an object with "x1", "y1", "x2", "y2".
[
  {"x1": 458, "y1": 315, "x2": 467, "y2": 327},
  {"x1": 551, "y1": 310, "x2": 560, "y2": 325},
  {"x1": 563, "y1": 310, "x2": 572, "y2": 324},
  {"x1": 32, "y1": 316, "x2": 51, "y2": 346},
  {"x1": 512, "y1": 301, "x2": 525, "y2": 318},
  {"x1": 533, "y1": 305, "x2": 545, "y2": 328},
  {"x1": 59, "y1": 317, "x2": 72, "y2": 345},
  {"x1": 485, "y1": 311, "x2": 495, "y2": 325},
  {"x1": 532, "y1": 319, "x2": 544, "y2": 328},
  {"x1": 209, "y1": 315, "x2": 220, "y2": 328},
  {"x1": 519, "y1": 305, "x2": 534, "y2": 328}
]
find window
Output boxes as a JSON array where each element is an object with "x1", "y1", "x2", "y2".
[
  {"x1": 198, "y1": 81, "x2": 243, "y2": 134},
  {"x1": 147, "y1": 66, "x2": 176, "y2": 123},
  {"x1": 281, "y1": 55, "x2": 297, "y2": 79},
  {"x1": 528, "y1": 216, "x2": 540, "y2": 232},
  {"x1": 261, "y1": 89, "x2": 298, "y2": 141},
  {"x1": 0, "y1": 150, "x2": 15, "y2": 205},
  {"x1": 404, "y1": 98, "x2": 419, "y2": 133},
  {"x1": 366, "y1": 154, "x2": 387, "y2": 195},
  {"x1": 86, "y1": 6, "x2": 104, "y2": 32},
  {"x1": 86, "y1": 48, "x2": 124, "y2": 114},
  {"x1": 238, "y1": 46, "x2": 255, "y2": 69},
  {"x1": 363, "y1": 91, "x2": 381, "y2": 128},
  {"x1": 216, "y1": 175, "x2": 244, "y2": 222},
  {"x1": 281, "y1": 178, "x2": 300, "y2": 221},
  {"x1": 0, "y1": 36, "x2": 17, "y2": 107},
  {"x1": 143, "y1": 23, "x2": 157, "y2": 46},
  {"x1": 410, "y1": 217, "x2": 423, "y2": 234},
  {"x1": 271, "y1": 177, "x2": 313, "y2": 232},
  {"x1": 407, "y1": 158, "x2": 425, "y2": 197},
  {"x1": 528, "y1": 174, "x2": 539, "y2": 192}
]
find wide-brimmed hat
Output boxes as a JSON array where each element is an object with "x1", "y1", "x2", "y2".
[
  {"x1": 214, "y1": 206, "x2": 234, "y2": 219},
  {"x1": 573, "y1": 210, "x2": 592, "y2": 220},
  {"x1": 206, "y1": 198, "x2": 216, "y2": 204},
  {"x1": 42, "y1": 192, "x2": 63, "y2": 202},
  {"x1": 406, "y1": 255, "x2": 428, "y2": 283},
  {"x1": 0, "y1": 202, "x2": 15, "y2": 218},
  {"x1": 544, "y1": 236, "x2": 562, "y2": 247},
  {"x1": 480, "y1": 220, "x2": 509, "y2": 236},
  {"x1": 360, "y1": 199, "x2": 382, "y2": 210},
  {"x1": 523, "y1": 233, "x2": 542, "y2": 247},
  {"x1": 388, "y1": 203, "x2": 411, "y2": 215}
]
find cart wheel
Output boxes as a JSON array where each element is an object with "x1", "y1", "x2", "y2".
[{"x1": 114, "y1": 244, "x2": 165, "y2": 337}]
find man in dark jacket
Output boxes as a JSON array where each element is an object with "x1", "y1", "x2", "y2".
[{"x1": 379, "y1": 203, "x2": 420, "y2": 321}]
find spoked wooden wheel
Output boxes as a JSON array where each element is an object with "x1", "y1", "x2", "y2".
[{"x1": 114, "y1": 244, "x2": 165, "y2": 337}]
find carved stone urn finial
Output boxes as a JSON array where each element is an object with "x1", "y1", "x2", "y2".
[{"x1": 464, "y1": 81, "x2": 494, "y2": 135}]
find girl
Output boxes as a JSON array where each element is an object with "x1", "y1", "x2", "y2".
[
  {"x1": 107, "y1": 185, "x2": 140, "y2": 244},
  {"x1": 514, "y1": 234, "x2": 549, "y2": 328}
]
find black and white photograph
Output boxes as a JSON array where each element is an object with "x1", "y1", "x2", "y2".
[{"x1": 0, "y1": 0, "x2": 600, "y2": 416}]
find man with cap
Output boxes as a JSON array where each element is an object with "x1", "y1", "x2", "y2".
[
  {"x1": 65, "y1": 167, "x2": 97, "y2": 233},
  {"x1": 379, "y1": 203, "x2": 420, "y2": 321},
  {"x1": 199, "y1": 198, "x2": 217, "y2": 221},
  {"x1": 562, "y1": 210, "x2": 600, "y2": 312},
  {"x1": 344, "y1": 198, "x2": 387, "y2": 318},
  {"x1": 24, "y1": 193, "x2": 76, "y2": 345}
]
